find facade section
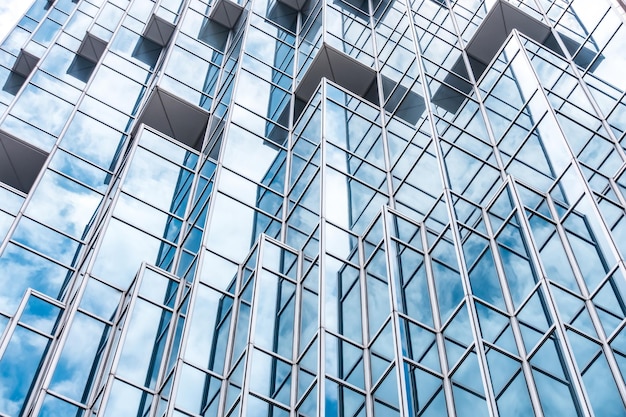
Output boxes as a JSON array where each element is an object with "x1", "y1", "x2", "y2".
[{"x1": 0, "y1": 0, "x2": 626, "y2": 416}]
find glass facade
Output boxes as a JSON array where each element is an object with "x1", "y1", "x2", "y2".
[{"x1": 0, "y1": 0, "x2": 626, "y2": 415}]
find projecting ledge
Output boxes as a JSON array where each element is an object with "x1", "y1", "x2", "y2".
[
  {"x1": 209, "y1": 0, "x2": 245, "y2": 29},
  {"x1": 295, "y1": 43, "x2": 378, "y2": 108},
  {"x1": 77, "y1": 32, "x2": 108, "y2": 63},
  {"x1": 0, "y1": 130, "x2": 48, "y2": 194},
  {"x1": 428, "y1": 0, "x2": 553, "y2": 114},
  {"x1": 276, "y1": 0, "x2": 308, "y2": 12},
  {"x1": 12, "y1": 49, "x2": 40, "y2": 78},
  {"x1": 466, "y1": 0, "x2": 552, "y2": 71},
  {"x1": 134, "y1": 87, "x2": 210, "y2": 151},
  {"x1": 143, "y1": 13, "x2": 176, "y2": 47}
]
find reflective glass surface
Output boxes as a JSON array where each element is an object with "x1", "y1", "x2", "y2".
[{"x1": 0, "y1": 0, "x2": 625, "y2": 416}]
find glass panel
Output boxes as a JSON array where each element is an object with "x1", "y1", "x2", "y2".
[
  {"x1": 102, "y1": 379, "x2": 153, "y2": 417},
  {"x1": 0, "y1": 244, "x2": 70, "y2": 314},
  {"x1": 0, "y1": 326, "x2": 50, "y2": 416},
  {"x1": 116, "y1": 299, "x2": 172, "y2": 388},
  {"x1": 49, "y1": 312, "x2": 109, "y2": 402},
  {"x1": 19, "y1": 295, "x2": 61, "y2": 334}
]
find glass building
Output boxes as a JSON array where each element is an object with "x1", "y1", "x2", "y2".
[{"x1": 1, "y1": 0, "x2": 626, "y2": 415}]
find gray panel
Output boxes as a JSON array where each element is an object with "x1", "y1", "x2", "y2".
[
  {"x1": 143, "y1": 14, "x2": 175, "y2": 47},
  {"x1": 0, "y1": 131, "x2": 48, "y2": 193},
  {"x1": 295, "y1": 43, "x2": 378, "y2": 106},
  {"x1": 134, "y1": 87, "x2": 210, "y2": 151},
  {"x1": 209, "y1": 0, "x2": 245, "y2": 29},
  {"x1": 12, "y1": 49, "x2": 40, "y2": 78},
  {"x1": 276, "y1": 0, "x2": 308, "y2": 12},
  {"x1": 466, "y1": 0, "x2": 551, "y2": 66},
  {"x1": 77, "y1": 32, "x2": 108, "y2": 63}
]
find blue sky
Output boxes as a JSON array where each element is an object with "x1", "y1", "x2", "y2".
[{"x1": 0, "y1": 1, "x2": 32, "y2": 43}]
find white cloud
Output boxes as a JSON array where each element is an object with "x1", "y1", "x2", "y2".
[{"x1": 0, "y1": 0, "x2": 32, "y2": 43}]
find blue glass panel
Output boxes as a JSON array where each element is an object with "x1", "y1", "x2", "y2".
[
  {"x1": 48, "y1": 312, "x2": 108, "y2": 402},
  {"x1": 452, "y1": 385, "x2": 489, "y2": 417},
  {"x1": 38, "y1": 394, "x2": 84, "y2": 417},
  {"x1": 20, "y1": 295, "x2": 61, "y2": 334},
  {"x1": 0, "y1": 326, "x2": 50, "y2": 416},
  {"x1": 496, "y1": 371, "x2": 534, "y2": 417},
  {"x1": 102, "y1": 379, "x2": 153, "y2": 417},
  {"x1": 533, "y1": 370, "x2": 580, "y2": 417},
  {"x1": 0, "y1": 243, "x2": 70, "y2": 315}
]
